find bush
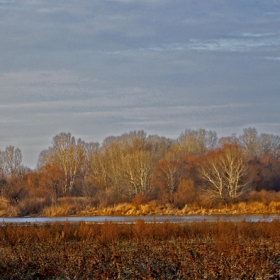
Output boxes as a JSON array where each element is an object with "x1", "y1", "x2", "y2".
[{"x1": 17, "y1": 197, "x2": 52, "y2": 216}]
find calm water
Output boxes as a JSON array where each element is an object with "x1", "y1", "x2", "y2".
[{"x1": 0, "y1": 215, "x2": 279, "y2": 224}]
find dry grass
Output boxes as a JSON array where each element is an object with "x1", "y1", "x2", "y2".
[
  {"x1": 0, "y1": 220, "x2": 280, "y2": 279},
  {"x1": 41, "y1": 204, "x2": 70, "y2": 217},
  {"x1": 2, "y1": 190, "x2": 280, "y2": 217},
  {"x1": 79, "y1": 202, "x2": 175, "y2": 216},
  {"x1": 77, "y1": 200, "x2": 280, "y2": 217}
]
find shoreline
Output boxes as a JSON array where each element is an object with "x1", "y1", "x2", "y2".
[{"x1": 2, "y1": 201, "x2": 280, "y2": 218}]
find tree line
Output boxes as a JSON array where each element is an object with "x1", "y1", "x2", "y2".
[{"x1": 1, "y1": 127, "x2": 280, "y2": 213}]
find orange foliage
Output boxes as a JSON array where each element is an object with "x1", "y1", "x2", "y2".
[
  {"x1": 26, "y1": 172, "x2": 51, "y2": 198},
  {"x1": 39, "y1": 166, "x2": 65, "y2": 199}
]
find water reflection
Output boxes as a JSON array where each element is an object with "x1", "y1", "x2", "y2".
[{"x1": 0, "y1": 215, "x2": 279, "y2": 224}]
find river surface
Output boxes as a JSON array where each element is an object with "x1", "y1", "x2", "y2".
[{"x1": 0, "y1": 215, "x2": 279, "y2": 224}]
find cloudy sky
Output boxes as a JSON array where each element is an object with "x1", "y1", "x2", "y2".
[{"x1": 1, "y1": 0, "x2": 280, "y2": 168}]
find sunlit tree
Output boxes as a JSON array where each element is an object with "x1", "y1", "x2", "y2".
[
  {"x1": 122, "y1": 150, "x2": 155, "y2": 198},
  {"x1": 199, "y1": 142, "x2": 249, "y2": 202},
  {"x1": 38, "y1": 133, "x2": 86, "y2": 195}
]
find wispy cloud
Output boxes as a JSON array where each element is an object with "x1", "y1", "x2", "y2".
[
  {"x1": 138, "y1": 34, "x2": 280, "y2": 53},
  {"x1": 89, "y1": 32, "x2": 280, "y2": 55},
  {"x1": 265, "y1": 56, "x2": 280, "y2": 61}
]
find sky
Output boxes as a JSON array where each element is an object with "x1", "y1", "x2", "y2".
[{"x1": 1, "y1": 0, "x2": 280, "y2": 168}]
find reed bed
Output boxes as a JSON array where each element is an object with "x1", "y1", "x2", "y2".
[
  {"x1": 77, "y1": 201, "x2": 280, "y2": 217},
  {"x1": 0, "y1": 220, "x2": 280, "y2": 279},
  {"x1": 3, "y1": 192, "x2": 280, "y2": 217}
]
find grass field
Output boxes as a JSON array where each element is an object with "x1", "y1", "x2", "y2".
[{"x1": 0, "y1": 220, "x2": 280, "y2": 279}]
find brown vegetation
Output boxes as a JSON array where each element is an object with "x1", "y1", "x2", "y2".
[{"x1": 0, "y1": 220, "x2": 280, "y2": 279}]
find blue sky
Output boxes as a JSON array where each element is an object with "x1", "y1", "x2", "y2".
[{"x1": 1, "y1": 0, "x2": 280, "y2": 168}]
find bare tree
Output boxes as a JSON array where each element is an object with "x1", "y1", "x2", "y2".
[
  {"x1": 239, "y1": 127, "x2": 260, "y2": 157},
  {"x1": 83, "y1": 141, "x2": 100, "y2": 176},
  {"x1": 88, "y1": 132, "x2": 159, "y2": 201},
  {"x1": 0, "y1": 146, "x2": 28, "y2": 204},
  {"x1": 3, "y1": 146, "x2": 23, "y2": 177},
  {"x1": 259, "y1": 133, "x2": 280, "y2": 157},
  {"x1": 122, "y1": 150, "x2": 155, "y2": 198},
  {"x1": 145, "y1": 135, "x2": 172, "y2": 160},
  {"x1": 39, "y1": 133, "x2": 86, "y2": 195},
  {"x1": 199, "y1": 142, "x2": 249, "y2": 202},
  {"x1": 239, "y1": 127, "x2": 280, "y2": 158},
  {"x1": 152, "y1": 152, "x2": 184, "y2": 203},
  {"x1": 175, "y1": 129, "x2": 217, "y2": 156},
  {"x1": 86, "y1": 144, "x2": 116, "y2": 191}
]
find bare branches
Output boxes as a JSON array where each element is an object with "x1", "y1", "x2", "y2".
[
  {"x1": 199, "y1": 143, "x2": 249, "y2": 202},
  {"x1": 40, "y1": 133, "x2": 86, "y2": 195}
]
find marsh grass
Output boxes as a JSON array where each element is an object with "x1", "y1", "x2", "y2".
[
  {"x1": 0, "y1": 220, "x2": 280, "y2": 279},
  {"x1": 78, "y1": 201, "x2": 280, "y2": 217},
  {"x1": 2, "y1": 190, "x2": 280, "y2": 217}
]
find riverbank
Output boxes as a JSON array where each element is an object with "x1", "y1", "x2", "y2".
[
  {"x1": 41, "y1": 201, "x2": 280, "y2": 217},
  {"x1": 2, "y1": 196, "x2": 280, "y2": 217}
]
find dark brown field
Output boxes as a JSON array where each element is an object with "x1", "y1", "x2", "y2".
[{"x1": 0, "y1": 220, "x2": 280, "y2": 279}]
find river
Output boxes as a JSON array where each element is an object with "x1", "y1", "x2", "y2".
[{"x1": 0, "y1": 215, "x2": 279, "y2": 224}]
